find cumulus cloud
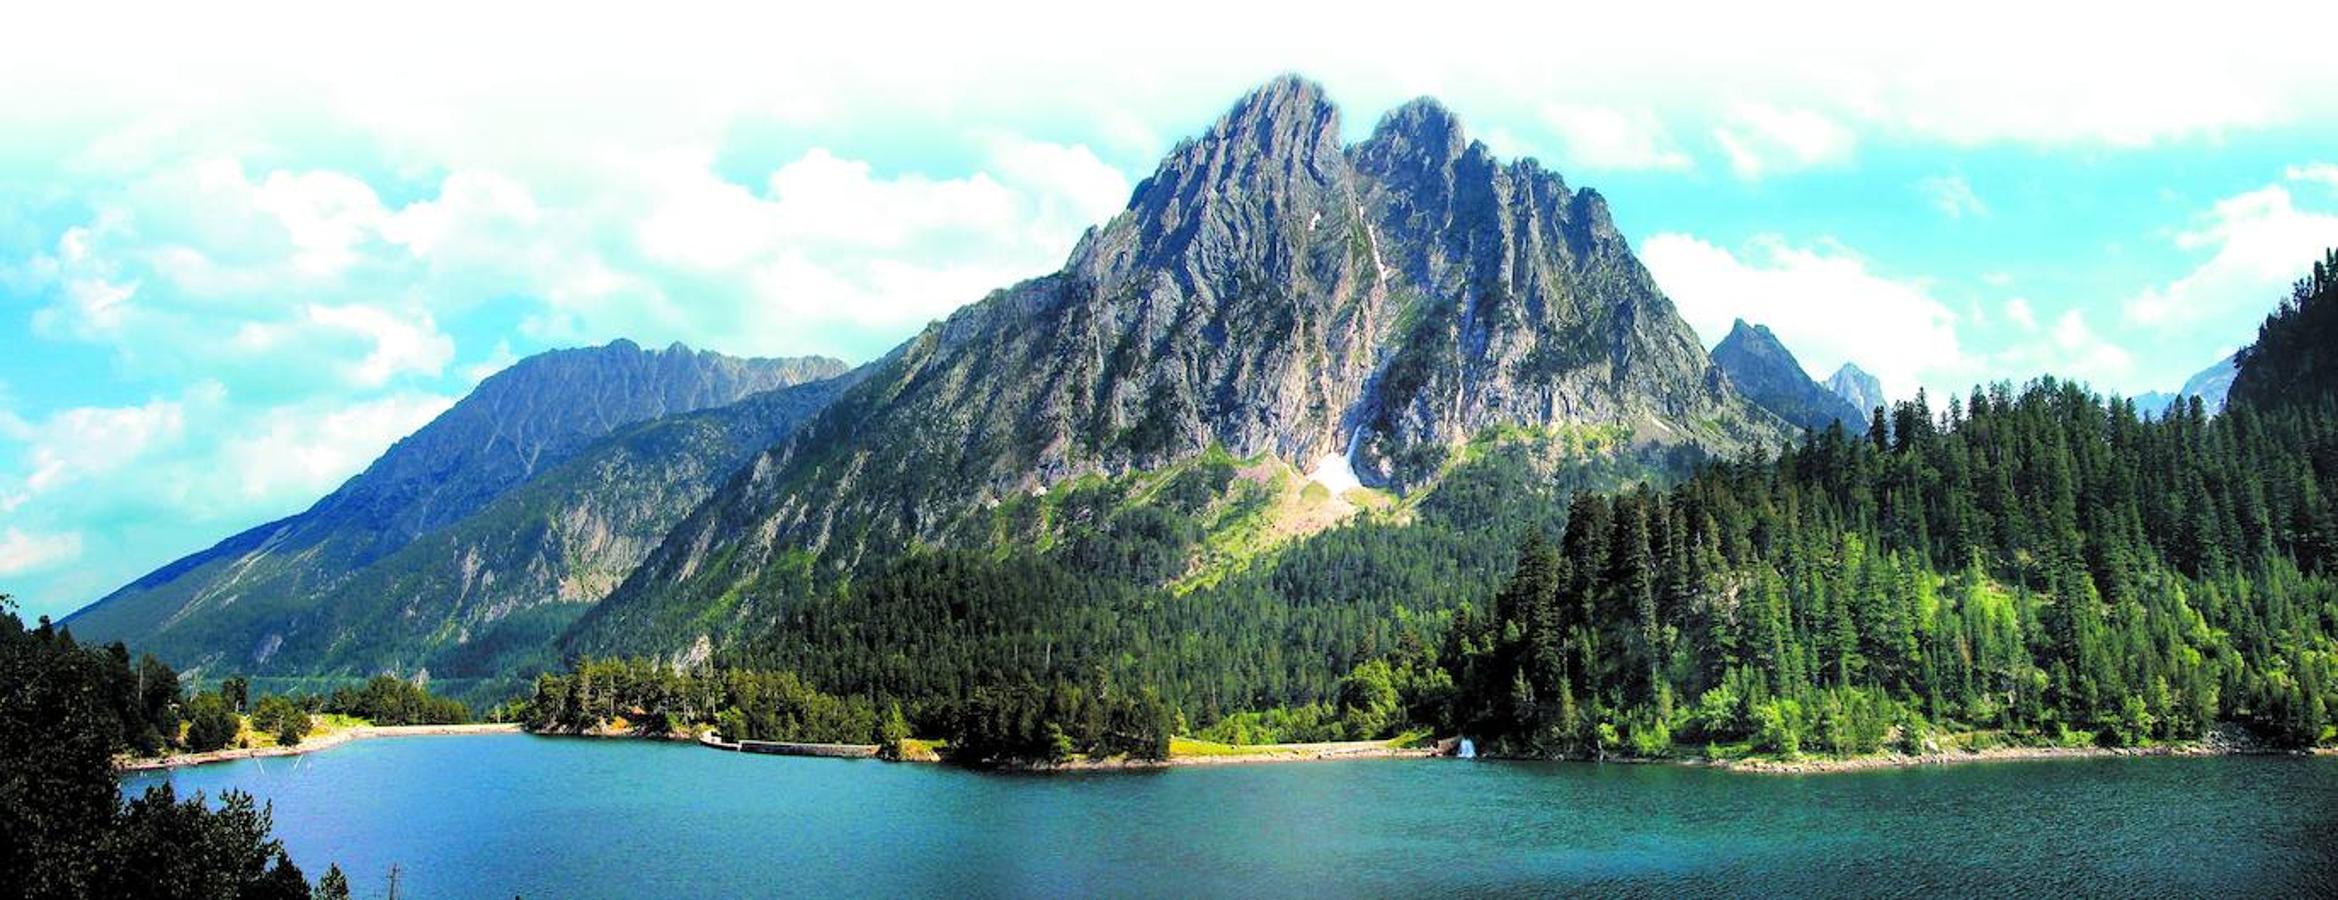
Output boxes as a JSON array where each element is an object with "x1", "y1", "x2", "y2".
[
  {"x1": 5, "y1": 0, "x2": 2336, "y2": 621},
  {"x1": 1538, "y1": 104, "x2": 1693, "y2": 172},
  {"x1": 1, "y1": 116, "x2": 1130, "y2": 617},
  {"x1": 2286, "y1": 163, "x2": 2338, "y2": 190},
  {"x1": 1641, "y1": 233, "x2": 1962, "y2": 399},
  {"x1": 1965, "y1": 298, "x2": 2147, "y2": 396},
  {"x1": 0, "y1": 529, "x2": 82, "y2": 577},
  {"x1": 216, "y1": 393, "x2": 454, "y2": 502},
  {"x1": 1918, "y1": 174, "x2": 1988, "y2": 219},
  {"x1": 2124, "y1": 176, "x2": 2338, "y2": 329},
  {"x1": 7, "y1": 395, "x2": 188, "y2": 497},
  {"x1": 0, "y1": 385, "x2": 454, "y2": 612},
  {"x1": 1714, "y1": 105, "x2": 1855, "y2": 179},
  {"x1": 2004, "y1": 297, "x2": 2038, "y2": 331},
  {"x1": 2046, "y1": 309, "x2": 2135, "y2": 386}
]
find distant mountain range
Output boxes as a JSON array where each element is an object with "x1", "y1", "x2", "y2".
[
  {"x1": 63, "y1": 341, "x2": 848, "y2": 688},
  {"x1": 1710, "y1": 320, "x2": 1865, "y2": 431},
  {"x1": 72, "y1": 78, "x2": 2179, "y2": 701},
  {"x1": 2133, "y1": 353, "x2": 2237, "y2": 417}
]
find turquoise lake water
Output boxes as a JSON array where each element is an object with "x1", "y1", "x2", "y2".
[{"x1": 126, "y1": 735, "x2": 2338, "y2": 898}]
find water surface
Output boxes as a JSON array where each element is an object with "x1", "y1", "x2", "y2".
[{"x1": 127, "y1": 735, "x2": 2338, "y2": 898}]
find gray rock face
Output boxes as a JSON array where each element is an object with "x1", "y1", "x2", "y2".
[
  {"x1": 2130, "y1": 354, "x2": 2237, "y2": 418},
  {"x1": 62, "y1": 341, "x2": 849, "y2": 673},
  {"x1": 2178, "y1": 354, "x2": 2238, "y2": 414},
  {"x1": 1712, "y1": 320, "x2": 1865, "y2": 431},
  {"x1": 1825, "y1": 363, "x2": 1887, "y2": 419},
  {"x1": 266, "y1": 372, "x2": 866, "y2": 681},
  {"x1": 569, "y1": 76, "x2": 1789, "y2": 655}
]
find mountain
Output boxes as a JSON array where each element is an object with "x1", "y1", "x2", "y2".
[
  {"x1": 248, "y1": 371, "x2": 866, "y2": 690},
  {"x1": 2126, "y1": 355, "x2": 2237, "y2": 418},
  {"x1": 2131, "y1": 390, "x2": 2178, "y2": 416},
  {"x1": 567, "y1": 76, "x2": 1788, "y2": 658},
  {"x1": 1710, "y1": 320, "x2": 1864, "y2": 431},
  {"x1": 2178, "y1": 353, "x2": 2238, "y2": 414},
  {"x1": 63, "y1": 340, "x2": 849, "y2": 677},
  {"x1": 1824, "y1": 363, "x2": 1885, "y2": 419}
]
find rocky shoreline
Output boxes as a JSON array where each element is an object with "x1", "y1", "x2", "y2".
[{"x1": 118, "y1": 723, "x2": 523, "y2": 772}]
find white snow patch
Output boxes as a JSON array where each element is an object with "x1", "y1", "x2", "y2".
[
  {"x1": 1306, "y1": 452, "x2": 1362, "y2": 496},
  {"x1": 1308, "y1": 211, "x2": 1322, "y2": 232},
  {"x1": 1356, "y1": 203, "x2": 1389, "y2": 284}
]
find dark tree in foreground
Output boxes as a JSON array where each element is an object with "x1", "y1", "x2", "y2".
[{"x1": 1, "y1": 596, "x2": 320, "y2": 899}]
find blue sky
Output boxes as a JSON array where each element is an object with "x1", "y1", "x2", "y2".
[{"x1": 5, "y1": 2, "x2": 2338, "y2": 621}]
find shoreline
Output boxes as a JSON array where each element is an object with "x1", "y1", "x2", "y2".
[
  {"x1": 1030, "y1": 741, "x2": 1437, "y2": 771},
  {"x1": 118, "y1": 723, "x2": 523, "y2": 772},
  {"x1": 1704, "y1": 730, "x2": 2337, "y2": 774},
  {"x1": 123, "y1": 722, "x2": 2329, "y2": 775},
  {"x1": 1707, "y1": 742, "x2": 2223, "y2": 774}
]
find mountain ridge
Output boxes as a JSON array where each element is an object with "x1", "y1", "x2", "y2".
[
  {"x1": 1711, "y1": 319, "x2": 1865, "y2": 431},
  {"x1": 63, "y1": 340, "x2": 850, "y2": 675},
  {"x1": 567, "y1": 75, "x2": 1791, "y2": 659}
]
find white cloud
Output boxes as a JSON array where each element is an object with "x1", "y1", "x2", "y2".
[
  {"x1": 2047, "y1": 309, "x2": 2135, "y2": 386},
  {"x1": 1641, "y1": 233, "x2": 1962, "y2": 400},
  {"x1": 2287, "y1": 163, "x2": 2338, "y2": 190},
  {"x1": 1714, "y1": 105, "x2": 1855, "y2": 179},
  {"x1": 12, "y1": 397, "x2": 187, "y2": 496},
  {"x1": 1538, "y1": 104, "x2": 1693, "y2": 172},
  {"x1": 2124, "y1": 181, "x2": 2338, "y2": 328},
  {"x1": 307, "y1": 304, "x2": 456, "y2": 387},
  {"x1": 8, "y1": 0, "x2": 2338, "y2": 620},
  {"x1": 2005, "y1": 297, "x2": 2038, "y2": 331},
  {"x1": 1961, "y1": 301, "x2": 2148, "y2": 396},
  {"x1": 981, "y1": 134, "x2": 1134, "y2": 228},
  {"x1": 1918, "y1": 174, "x2": 1988, "y2": 219},
  {"x1": 0, "y1": 384, "x2": 455, "y2": 615},
  {"x1": 217, "y1": 393, "x2": 453, "y2": 502},
  {"x1": 0, "y1": 529, "x2": 82, "y2": 577}
]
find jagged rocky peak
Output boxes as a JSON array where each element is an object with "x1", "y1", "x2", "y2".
[
  {"x1": 1047, "y1": 75, "x2": 1757, "y2": 485},
  {"x1": 1358, "y1": 95, "x2": 1468, "y2": 173},
  {"x1": 578, "y1": 75, "x2": 1789, "y2": 629},
  {"x1": 1713, "y1": 320, "x2": 1864, "y2": 432},
  {"x1": 1093, "y1": 75, "x2": 1348, "y2": 290},
  {"x1": 1825, "y1": 362, "x2": 1886, "y2": 417}
]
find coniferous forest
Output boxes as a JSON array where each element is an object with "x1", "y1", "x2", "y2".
[
  {"x1": 0, "y1": 600, "x2": 346, "y2": 899},
  {"x1": 519, "y1": 253, "x2": 2338, "y2": 764},
  {"x1": 1443, "y1": 381, "x2": 2337, "y2": 758},
  {"x1": 1439, "y1": 249, "x2": 2338, "y2": 758}
]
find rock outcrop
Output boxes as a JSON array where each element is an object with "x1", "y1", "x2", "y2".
[
  {"x1": 1711, "y1": 320, "x2": 1864, "y2": 431},
  {"x1": 567, "y1": 76, "x2": 1788, "y2": 656}
]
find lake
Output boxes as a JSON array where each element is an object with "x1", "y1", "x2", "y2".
[{"x1": 126, "y1": 735, "x2": 2338, "y2": 898}]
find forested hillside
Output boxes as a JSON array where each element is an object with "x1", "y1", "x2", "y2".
[
  {"x1": 1438, "y1": 381, "x2": 2335, "y2": 757},
  {"x1": 524, "y1": 255, "x2": 2338, "y2": 764},
  {"x1": 532, "y1": 377, "x2": 2336, "y2": 762},
  {"x1": 2230, "y1": 248, "x2": 2338, "y2": 411}
]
